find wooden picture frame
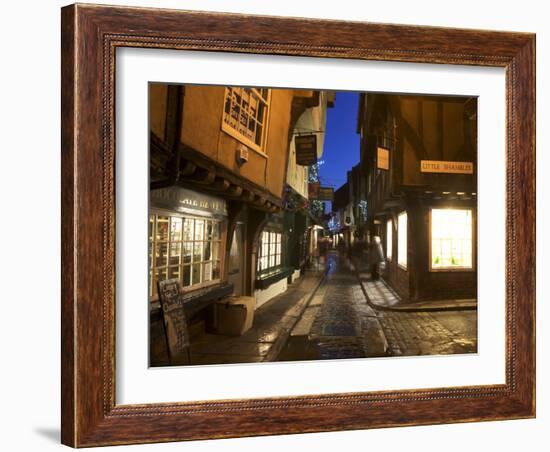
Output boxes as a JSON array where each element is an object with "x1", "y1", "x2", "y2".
[{"x1": 61, "y1": 3, "x2": 535, "y2": 447}]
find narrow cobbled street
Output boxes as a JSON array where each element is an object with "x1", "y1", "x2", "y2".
[
  {"x1": 276, "y1": 249, "x2": 477, "y2": 362},
  {"x1": 277, "y1": 250, "x2": 385, "y2": 361}
]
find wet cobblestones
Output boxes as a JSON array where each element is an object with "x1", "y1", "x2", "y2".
[{"x1": 378, "y1": 310, "x2": 477, "y2": 356}]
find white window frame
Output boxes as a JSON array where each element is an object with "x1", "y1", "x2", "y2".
[
  {"x1": 429, "y1": 208, "x2": 474, "y2": 272},
  {"x1": 397, "y1": 211, "x2": 407, "y2": 270},
  {"x1": 221, "y1": 87, "x2": 271, "y2": 155},
  {"x1": 386, "y1": 218, "x2": 393, "y2": 261}
]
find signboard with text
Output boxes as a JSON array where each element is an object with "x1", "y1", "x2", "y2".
[
  {"x1": 308, "y1": 182, "x2": 320, "y2": 200},
  {"x1": 317, "y1": 187, "x2": 334, "y2": 201},
  {"x1": 295, "y1": 134, "x2": 318, "y2": 166},
  {"x1": 377, "y1": 147, "x2": 390, "y2": 170},
  {"x1": 150, "y1": 186, "x2": 228, "y2": 217},
  {"x1": 420, "y1": 160, "x2": 474, "y2": 174}
]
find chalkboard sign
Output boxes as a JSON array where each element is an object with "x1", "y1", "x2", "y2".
[{"x1": 157, "y1": 279, "x2": 191, "y2": 365}]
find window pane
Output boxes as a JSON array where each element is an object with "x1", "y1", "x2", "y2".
[
  {"x1": 212, "y1": 241, "x2": 220, "y2": 262},
  {"x1": 431, "y1": 209, "x2": 473, "y2": 269},
  {"x1": 156, "y1": 268, "x2": 168, "y2": 285},
  {"x1": 182, "y1": 242, "x2": 192, "y2": 264},
  {"x1": 149, "y1": 215, "x2": 154, "y2": 241},
  {"x1": 398, "y1": 212, "x2": 407, "y2": 268},
  {"x1": 203, "y1": 241, "x2": 212, "y2": 261},
  {"x1": 156, "y1": 216, "x2": 169, "y2": 241},
  {"x1": 205, "y1": 221, "x2": 213, "y2": 241},
  {"x1": 155, "y1": 243, "x2": 168, "y2": 268},
  {"x1": 168, "y1": 266, "x2": 180, "y2": 281},
  {"x1": 212, "y1": 222, "x2": 221, "y2": 240},
  {"x1": 193, "y1": 242, "x2": 203, "y2": 263},
  {"x1": 212, "y1": 260, "x2": 221, "y2": 280},
  {"x1": 203, "y1": 262, "x2": 212, "y2": 282},
  {"x1": 194, "y1": 219, "x2": 204, "y2": 241},
  {"x1": 183, "y1": 218, "x2": 194, "y2": 241},
  {"x1": 169, "y1": 242, "x2": 181, "y2": 266},
  {"x1": 386, "y1": 219, "x2": 393, "y2": 260},
  {"x1": 192, "y1": 263, "x2": 201, "y2": 285},
  {"x1": 170, "y1": 217, "x2": 182, "y2": 241},
  {"x1": 182, "y1": 265, "x2": 191, "y2": 287}
]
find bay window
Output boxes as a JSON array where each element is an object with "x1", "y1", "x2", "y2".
[
  {"x1": 149, "y1": 214, "x2": 222, "y2": 299},
  {"x1": 430, "y1": 208, "x2": 473, "y2": 270}
]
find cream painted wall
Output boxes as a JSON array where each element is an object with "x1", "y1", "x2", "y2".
[{"x1": 286, "y1": 92, "x2": 331, "y2": 198}]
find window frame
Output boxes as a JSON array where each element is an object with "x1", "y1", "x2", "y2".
[
  {"x1": 221, "y1": 86, "x2": 271, "y2": 155},
  {"x1": 386, "y1": 218, "x2": 393, "y2": 261},
  {"x1": 429, "y1": 207, "x2": 475, "y2": 272},
  {"x1": 397, "y1": 211, "x2": 407, "y2": 270},
  {"x1": 149, "y1": 210, "x2": 224, "y2": 301},
  {"x1": 256, "y1": 229, "x2": 283, "y2": 278}
]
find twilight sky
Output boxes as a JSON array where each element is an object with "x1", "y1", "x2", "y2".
[{"x1": 318, "y1": 91, "x2": 361, "y2": 211}]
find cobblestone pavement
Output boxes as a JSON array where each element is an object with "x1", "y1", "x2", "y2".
[
  {"x1": 189, "y1": 271, "x2": 324, "y2": 365},
  {"x1": 309, "y1": 259, "x2": 367, "y2": 359},
  {"x1": 278, "y1": 251, "x2": 383, "y2": 361},
  {"x1": 278, "y1": 250, "x2": 477, "y2": 361},
  {"x1": 377, "y1": 309, "x2": 477, "y2": 356}
]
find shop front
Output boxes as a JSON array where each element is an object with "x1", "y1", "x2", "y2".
[{"x1": 149, "y1": 186, "x2": 233, "y2": 364}]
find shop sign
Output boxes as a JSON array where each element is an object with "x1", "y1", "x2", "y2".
[
  {"x1": 151, "y1": 186, "x2": 228, "y2": 216},
  {"x1": 308, "y1": 182, "x2": 320, "y2": 199},
  {"x1": 295, "y1": 134, "x2": 318, "y2": 166},
  {"x1": 316, "y1": 187, "x2": 334, "y2": 201},
  {"x1": 420, "y1": 160, "x2": 473, "y2": 174},
  {"x1": 157, "y1": 279, "x2": 190, "y2": 365},
  {"x1": 377, "y1": 147, "x2": 390, "y2": 170}
]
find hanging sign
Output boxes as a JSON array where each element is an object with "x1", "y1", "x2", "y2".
[
  {"x1": 308, "y1": 182, "x2": 320, "y2": 199},
  {"x1": 377, "y1": 147, "x2": 390, "y2": 170},
  {"x1": 316, "y1": 187, "x2": 334, "y2": 201},
  {"x1": 420, "y1": 160, "x2": 473, "y2": 174},
  {"x1": 295, "y1": 134, "x2": 318, "y2": 166}
]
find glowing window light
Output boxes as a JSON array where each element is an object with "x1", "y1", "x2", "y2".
[
  {"x1": 386, "y1": 219, "x2": 393, "y2": 261},
  {"x1": 431, "y1": 209, "x2": 473, "y2": 269},
  {"x1": 397, "y1": 211, "x2": 407, "y2": 269}
]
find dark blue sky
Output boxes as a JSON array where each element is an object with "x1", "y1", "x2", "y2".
[{"x1": 318, "y1": 91, "x2": 361, "y2": 211}]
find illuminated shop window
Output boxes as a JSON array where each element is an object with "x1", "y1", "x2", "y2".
[
  {"x1": 149, "y1": 214, "x2": 222, "y2": 299},
  {"x1": 397, "y1": 211, "x2": 407, "y2": 269},
  {"x1": 222, "y1": 87, "x2": 270, "y2": 152},
  {"x1": 431, "y1": 209, "x2": 473, "y2": 270},
  {"x1": 386, "y1": 219, "x2": 393, "y2": 261},
  {"x1": 257, "y1": 230, "x2": 282, "y2": 277}
]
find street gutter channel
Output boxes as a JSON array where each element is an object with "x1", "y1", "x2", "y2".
[{"x1": 263, "y1": 265, "x2": 330, "y2": 362}]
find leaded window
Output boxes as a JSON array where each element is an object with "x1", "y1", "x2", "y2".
[{"x1": 222, "y1": 87, "x2": 270, "y2": 152}]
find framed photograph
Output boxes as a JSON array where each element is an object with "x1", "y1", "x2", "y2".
[{"x1": 61, "y1": 3, "x2": 535, "y2": 447}]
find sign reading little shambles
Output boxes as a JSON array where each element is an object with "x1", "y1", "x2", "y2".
[{"x1": 420, "y1": 160, "x2": 474, "y2": 175}]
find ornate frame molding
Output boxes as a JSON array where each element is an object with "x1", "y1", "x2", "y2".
[{"x1": 61, "y1": 4, "x2": 535, "y2": 447}]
